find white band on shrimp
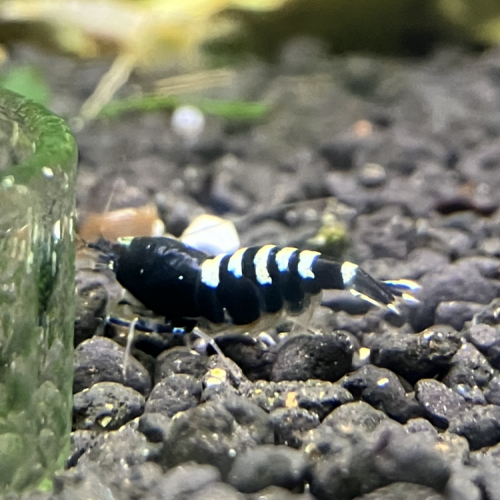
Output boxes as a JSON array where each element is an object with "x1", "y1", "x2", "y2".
[
  {"x1": 275, "y1": 247, "x2": 297, "y2": 273},
  {"x1": 200, "y1": 254, "x2": 226, "y2": 288},
  {"x1": 254, "y1": 245, "x2": 276, "y2": 285},
  {"x1": 341, "y1": 261, "x2": 358, "y2": 286},
  {"x1": 297, "y1": 250, "x2": 321, "y2": 279},
  {"x1": 227, "y1": 247, "x2": 247, "y2": 278}
]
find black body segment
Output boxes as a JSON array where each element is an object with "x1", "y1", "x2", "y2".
[
  {"x1": 112, "y1": 237, "x2": 206, "y2": 321},
  {"x1": 275, "y1": 250, "x2": 307, "y2": 313},
  {"x1": 111, "y1": 236, "x2": 396, "y2": 331},
  {"x1": 216, "y1": 254, "x2": 263, "y2": 324},
  {"x1": 310, "y1": 259, "x2": 344, "y2": 292}
]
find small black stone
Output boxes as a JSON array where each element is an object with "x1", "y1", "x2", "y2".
[
  {"x1": 228, "y1": 445, "x2": 308, "y2": 493},
  {"x1": 155, "y1": 463, "x2": 221, "y2": 500},
  {"x1": 73, "y1": 381, "x2": 145, "y2": 431},
  {"x1": 73, "y1": 337, "x2": 151, "y2": 396},
  {"x1": 449, "y1": 405, "x2": 500, "y2": 450},
  {"x1": 319, "y1": 138, "x2": 359, "y2": 170},
  {"x1": 66, "y1": 430, "x2": 99, "y2": 468},
  {"x1": 137, "y1": 412, "x2": 172, "y2": 443},
  {"x1": 415, "y1": 379, "x2": 466, "y2": 428},
  {"x1": 472, "y1": 298, "x2": 500, "y2": 326},
  {"x1": 270, "y1": 407, "x2": 320, "y2": 448},
  {"x1": 413, "y1": 261, "x2": 497, "y2": 331},
  {"x1": 353, "y1": 482, "x2": 446, "y2": 500},
  {"x1": 435, "y1": 301, "x2": 485, "y2": 331},
  {"x1": 442, "y1": 342, "x2": 494, "y2": 391},
  {"x1": 484, "y1": 375, "x2": 500, "y2": 405},
  {"x1": 353, "y1": 205, "x2": 416, "y2": 261},
  {"x1": 244, "y1": 379, "x2": 353, "y2": 420},
  {"x1": 371, "y1": 425, "x2": 451, "y2": 492},
  {"x1": 370, "y1": 326, "x2": 461, "y2": 385},
  {"x1": 403, "y1": 418, "x2": 438, "y2": 436},
  {"x1": 216, "y1": 334, "x2": 277, "y2": 381},
  {"x1": 247, "y1": 486, "x2": 315, "y2": 500},
  {"x1": 189, "y1": 482, "x2": 246, "y2": 500},
  {"x1": 466, "y1": 323, "x2": 500, "y2": 369},
  {"x1": 145, "y1": 374, "x2": 202, "y2": 417},
  {"x1": 68, "y1": 424, "x2": 158, "y2": 488},
  {"x1": 271, "y1": 332, "x2": 355, "y2": 382},
  {"x1": 74, "y1": 271, "x2": 108, "y2": 346},
  {"x1": 162, "y1": 395, "x2": 273, "y2": 478},
  {"x1": 319, "y1": 401, "x2": 388, "y2": 435},
  {"x1": 341, "y1": 365, "x2": 422, "y2": 423},
  {"x1": 155, "y1": 347, "x2": 209, "y2": 383}
]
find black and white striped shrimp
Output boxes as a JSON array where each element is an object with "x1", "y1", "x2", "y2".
[{"x1": 106, "y1": 235, "x2": 411, "y2": 336}]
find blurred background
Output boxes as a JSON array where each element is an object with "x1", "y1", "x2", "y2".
[{"x1": 1, "y1": 0, "x2": 500, "y2": 118}]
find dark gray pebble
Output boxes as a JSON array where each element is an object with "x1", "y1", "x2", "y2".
[
  {"x1": 459, "y1": 256, "x2": 500, "y2": 279},
  {"x1": 66, "y1": 430, "x2": 99, "y2": 468},
  {"x1": 424, "y1": 227, "x2": 474, "y2": 258},
  {"x1": 308, "y1": 430, "x2": 388, "y2": 500},
  {"x1": 370, "y1": 326, "x2": 461, "y2": 385},
  {"x1": 155, "y1": 347, "x2": 209, "y2": 383},
  {"x1": 145, "y1": 374, "x2": 202, "y2": 417},
  {"x1": 466, "y1": 323, "x2": 500, "y2": 369},
  {"x1": 452, "y1": 384, "x2": 486, "y2": 405},
  {"x1": 247, "y1": 485, "x2": 315, "y2": 500},
  {"x1": 57, "y1": 425, "x2": 159, "y2": 498},
  {"x1": 270, "y1": 407, "x2": 320, "y2": 448},
  {"x1": 189, "y1": 482, "x2": 246, "y2": 500},
  {"x1": 74, "y1": 271, "x2": 108, "y2": 346},
  {"x1": 442, "y1": 342, "x2": 494, "y2": 391},
  {"x1": 54, "y1": 468, "x2": 121, "y2": 500},
  {"x1": 449, "y1": 405, "x2": 500, "y2": 450},
  {"x1": 352, "y1": 205, "x2": 415, "y2": 261},
  {"x1": 404, "y1": 417, "x2": 438, "y2": 435},
  {"x1": 216, "y1": 334, "x2": 277, "y2": 381},
  {"x1": 302, "y1": 402, "x2": 388, "y2": 461},
  {"x1": 307, "y1": 417, "x2": 449, "y2": 500},
  {"x1": 415, "y1": 379, "x2": 466, "y2": 428},
  {"x1": 73, "y1": 381, "x2": 145, "y2": 431},
  {"x1": 317, "y1": 401, "x2": 387, "y2": 435},
  {"x1": 76, "y1": 424, "x2": 156, "y2": 470},
  {"x1": 73, "y1": 337, "x2": 151, "y2": 396},
  {"x1": 445, "y1": 468, "x2": 482, "y2": 500},
  {"x1": 162, "y1": 395, "x2": 273, "y2": 477},
  {"x1": 244, "y1": 379, "x2": 353, "y2": 419},
  {"x1": 353, "y1": 482, "x2": 446, "y2": 500},
  {"x1": 155, "y1": 463, "x2": 221, "y2": 500},
  {"x1": 472, "y1": 298, "x2": 500, "y2": 326},
  {"x1": 210, "y1": 156, "x2": 254, "y2": 213},
  {"x1": 318, "y1": 136, "x2": 360, "y2": 171},
  {"x1": 137, "y1": 412, "x2": 172, "y2": 443},
  {"x1": 228, "y1": 445, "x2": 308, "y2": 493},
  {"x1": 271, "y1": 331, "x2": 355, "y2": 382},
  {"x1": 413, "y1": 261, "x2": 497, "y2": 330},
  {"x1": 435, "y1": 301, "x2": 485, "y2": 331},
  {"x1": 360, "y1": 248, "x2": 449, "y2": 283},
  {"x1": 341, "y1": 365, "x2": 422, "y2": 423},
  {"x1": 321, "y1": 309, "x2": 387, "y2": 338},
  {"x1": 370, "y1": 425, "x2": 451, "y2": 492},
  {"x1": 119, "y1": 462, "x2": 165, "y2": 500},
  {"x1": 471, "y1": 452, "x2": 500, "y2": 500},
  {"x1": 484, "y1": 374, "x2": 500, "y2": 405}
]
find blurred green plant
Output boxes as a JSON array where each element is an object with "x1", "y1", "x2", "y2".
[
  {"x1": 0, "y1": 0, "x2": 290, "y2": 121},
  {"x1": 437, "y1": 0, "x2": 500, "y2": 46},
  {"x1": 0, "y1": 66, "x2": 50, "y2": 105},
  {"x1": 98, "y1": 93, "x2": 268, "y2": 121}
]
